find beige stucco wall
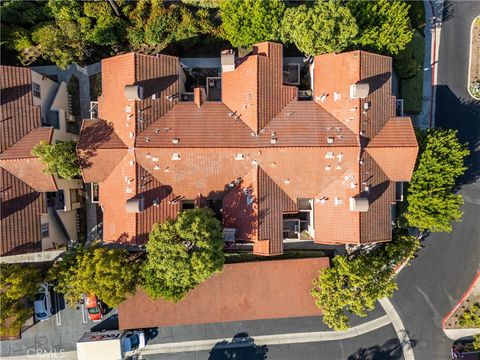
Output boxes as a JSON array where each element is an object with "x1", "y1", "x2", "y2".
[
  {"x1": 40, "y1": 209, "x2": 67, "y2": 250},
  {"x1": 57, "y1": 209, "x2": 78, "y2": 241},
  {"x1": 31, "y1": 70, "x2": 59, "y2": 122}
]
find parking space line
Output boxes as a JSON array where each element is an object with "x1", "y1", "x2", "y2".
[
  {"x1": 55, "y1": 292, "x2": 61, "y2": 326},
  {"x1": 81, "y1": 302, "x2": 88, "y2": 324}
]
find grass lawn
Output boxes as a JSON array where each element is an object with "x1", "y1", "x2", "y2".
[
  {"x1": 225, "y1": 249, "x2": 326, "y2": 264},
  {"x1": 400, "y1": 30, "x2": 425, "y2": 114}
]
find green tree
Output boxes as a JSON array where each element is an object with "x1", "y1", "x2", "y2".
[
  {"x1": 281, "y1": 0, "x2": 358, "y2": 56},
  {"x1": 32, "y1": 140, "x2": 81, "y2": 180},
  {"x1": 48, "y1": 246, "x2": 139, "y2": 308},
  {"x1": 141, "y1": 208, "x2": 224, "y2": 302},
  {"x1": 474, "y1": 334, "x2": 480, "y2": 350},
  {"x1": 347, "y1": 0, "x2": 413, "y2": 55},
  {"x1": 220, "y1": 0, "x2": 285, "y2": 48},
  {"x1": 0, "y1": 264, "x2": 42, "y2": 336},
  {"x1": 405, "y1": 129, "x2": 469, "y2": 232},
  {"x1": 311, "y1": 234, "x2": 419, "y2": 330}
]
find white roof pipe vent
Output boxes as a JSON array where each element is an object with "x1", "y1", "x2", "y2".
[
  {"x1": 349, "y1": 197, "x2": 369, "y2": 212},
  {"x1": 125, "y1": 198, "x2": 145, "y2": 213},
  {"x1": 172, "y1": 152, "x2": 181, "y2": 160},
  {"x1": 124, "y1": 85, "x2": 144, "y2": 101},
  {"x1": 235, "y1": 153, "x2": 245, "y2": 160},
  {"x1": 350, "y1": 83, "x2": 370, "y2": 99}
]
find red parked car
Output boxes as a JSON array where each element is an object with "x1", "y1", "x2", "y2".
[{"x1": 85, "y1": 294, "x2": 105, "y2": 322}]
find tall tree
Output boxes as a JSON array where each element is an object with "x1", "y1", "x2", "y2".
[
  {"x1": 141, "y1": 208, "x2": 225, "y2": 302},
  {"x1": 405, "y1": 129, "x2": 469, "y2": 232},
  {"x1": 32, "y1": 140, "x2": 81, "y2": 180},
  {"x1": 311, "y1": 234, "x2": 419, "y2": 330},
  {"x1": 220, "y1": 0, "x2": 285, "y2": 48},
  {"x1": 347, "y1": 0, "x2": 413, "y2": 55},
  {"x1": 281, "y1": 0, "x2": 358, "y2": 55},
  {"x1": 48, "y1": 246, "x2": 139, "y2": 308},
  {"x1": 0, "y1": 264, "x2": 42, "y2": 336}
]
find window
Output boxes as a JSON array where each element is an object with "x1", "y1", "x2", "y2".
[
  {"x1": 181, "y1": 200, "x2": 195, "y2": 211},
  {"x1": 41, "y1": 223, "x2": 49, "y2": 238},
  {"x1": 33, "y1": 82, "x2": 41, "y2": 98}
]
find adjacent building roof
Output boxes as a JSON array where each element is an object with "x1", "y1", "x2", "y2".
[
  {"x1": 119, "y1": 257, "x2": 329, "y2": 329},
  {"x1": 78, "y1": 42, "x2": 418, "y2": 254},
  {"x1": 0, "y1": 66, "x2": 52, "y2": 256}
]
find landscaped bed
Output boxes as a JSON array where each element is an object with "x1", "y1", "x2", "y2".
[
  {"x1": 468, "y1": 17, "x2": 480, "y2": 99},
  {"x1": 225, "y1": 249, "x2": 326, "y2": 264}
]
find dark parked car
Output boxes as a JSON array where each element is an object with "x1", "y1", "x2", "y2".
[{"x1": 452, "y1": 341, "x2": 480, "y2": 359}]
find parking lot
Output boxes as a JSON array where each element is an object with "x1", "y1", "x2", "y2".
[{"x1": 0, "y1": 289, "x2": 118, "y2": 358}]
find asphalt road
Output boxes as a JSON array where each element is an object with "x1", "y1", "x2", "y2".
[
  {"x1": 391, "y1": 1, "x2": 480, "y2": 360},
  {"x1": 144, "y1": 325, "x2": 401, "y2": 360}
]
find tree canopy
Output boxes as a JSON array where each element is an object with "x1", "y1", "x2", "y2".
[
  {"x1": 311, "y1": 234, "x2": 420, "y2": 330},
  {"x1": 405, "y1": 129, "x2": 469, "y2": 232},
  {"x1": 48, "y1": 245, "x2": 139, "y2": 308},
  {"x1": 220, "y1": 0, "x2": 285, "y2": 48},
  {"x1": 141, "y1": 208, "x2": 225, "y2": 302},
  {"x1": 281, "y1": 0, "x2": 358, "y2": 55},
  {"x1": 32, "y1": 140, "x2": 81, "y2": 180},
  {"x1": 347, "y1": 0, "x2": 413, "y2": 55},
  {"x1": 0, "y1": 264, "x2": 42, "y2": 336}
]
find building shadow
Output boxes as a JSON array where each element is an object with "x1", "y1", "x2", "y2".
[
  {"x1": 434, "y1": 85, "x2": 480, "y2": 187},
  {"x1": 208, "y1": 333, "x2": 268, "y2": 360},
  {"x1": 90, "y1": 313, "x2": 119, "y2": 332},
  {"x1": 348, "y1": 338, "x2": 409, "y2": 360}
]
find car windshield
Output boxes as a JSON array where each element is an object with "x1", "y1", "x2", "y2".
[
  {"x1": 87, "y1": 307, "x2": 100, "y2": 314},
  {"x1": 36, "y1": 312, "x2": 47, "y2": 318},
  {"x1": 35, "y1": 293, "x2": 45, "y2": 301},
  {"x1": 128, "y1": 334, "x2": 139, "y2": 349}
]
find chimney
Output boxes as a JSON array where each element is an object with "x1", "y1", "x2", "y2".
[
  {"x1": 221, "y1": 49, "x2": 235, "y2": 73},
  {"x1": 194, "y1": 87, "x2": 205, "y2": 108}
]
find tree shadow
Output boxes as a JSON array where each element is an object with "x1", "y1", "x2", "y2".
[
  {"x1": 77, "y1": 119, "x2": 119, "y2": 169},
  {"x1": 348, "y1": 338, "x2": 408, "y2": 360},
  {"x1": 0, "y1": 84, "x2": 31, "y2": 105},
  {"x1": 90, "y1": 314, "x2": 119, "y2": 332},
  {"x1": 440, "y1": 1, "x2": 455, "y2": 25},
  {"x1": 359, "y1": 72, "x2": 392, "y2": 94},
  {"x1": 434, "y1": 85, "x2": 480, "y2": 187},
  {"x1": 209, "y1": 333, "x2": 268, "y2": 360}
]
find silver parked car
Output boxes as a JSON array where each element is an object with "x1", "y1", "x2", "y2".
[{"x1": 33, "y1": 283, "x2": 53, "y2": 321}]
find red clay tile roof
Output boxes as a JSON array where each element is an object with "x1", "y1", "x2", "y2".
[
  {"x1": 0, "y1": 66, "x2": 52, "y2": 256},
  {"x1": 222, "y1": 42, "x2": 297, "y2": 133},
  {"x1": 0, "y1": 127, "x2": 57, "y2": 192},
  {"x1": 119, "y1": 258, "x2": 329, "y2": 329},
  {"x1": 80, "y1": 43, "x2": 418, "y2": 252}
]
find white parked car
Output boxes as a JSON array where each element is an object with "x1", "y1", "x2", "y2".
[{"x1": 33, "y1": 283, "x2": 53, "y2": 321}]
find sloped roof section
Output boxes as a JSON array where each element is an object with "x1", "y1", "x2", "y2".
[
  {"x1": 0, "y1": 167, "x2": 45, "y2": 256},
  {"x1": 77, "y1": 119, "x2": 128, "y2": 183},
  {"x1": 367, "y1": 117, "x2": 418, "y2": 181},
  {"x1": 222, "y1": 42, "x2": 297, "y2": 133},
  {"x1": 0, "y1": 66, "x2": 41, "y2": 153}
]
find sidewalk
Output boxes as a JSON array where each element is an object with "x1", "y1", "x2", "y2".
[{"x1": 414, "y1": 0, "x2": 444, "y2": 129}]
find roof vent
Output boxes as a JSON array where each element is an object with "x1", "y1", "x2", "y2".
[
  {"x1": 172, "y1": 152, "x2": 181, "y2": 160},
  {"x1": 335, "y1": 165, "x2": 342, "y2": 170},
  {"x1": 334, "y1": 92, "x2": 341, "y2": 101},
  {"x1": 317, "y1": 197, "x2": 328, "y2": 205},
  {"x1": 350, "y1": 83, "x2": 370, "y2": 99},
  {"x1": 129, "y1": 160, "x2": 135, "y2": 166},
  {"x1": 349, "y1": 197, "x2": 369, "y2": 212},
  {"x1": 145, "y1": 153, "x2": 151, "y2": 159},
  {"x1": 172, "y1": 138, "x2": 180, "y2": 144},
  {"x1": 326, "y1": 127, "x2": 333, "y2": 131},
  {"x1": 337, "y1": 153, "x2": 344, "y2": 162},
  {"x1": 125, "y1": 198, "x2": 144, "y2": 213},
  {"x1": 155, "y1": 128, "x2": 160, "y2": 134},
  {"x1": 325, "y1": 165, "x2": 332, "y2": 171},
  {"x1": 252, "y1": 160, "x2": 258, "y2": 166},
  {"x1": 153, "y1": 165, "x2": 160, "y2": 171},
  {"x1": 125, "y1": 105, "x2": 132, "y2": 113},
  {"x1": 334, "y1": 197, "x2": 343, "y2": 206},
  {"x1": 284, "y1": 179, "x2": 290, "y2": 184},
  {"x1": 364, "y1": 101, "x2": 371, "y2": 110},
  {"x1": 151, "y1": 156, "x2": 159, "y2": 162},
  {"x1": 153, "y1": 198, "x2": 159, "y2": 206},
  {"x1": 327, "y1": 137, "x2": 334, "y2": 144},
  {"x1": 270, "y1": 137, "x2": 277, "y2": 144},
  {"x1": 124, "y1": 85, "x2": 144, "y2": 100},
  {"x1": 235, "y1": 153, "x2": 245, "y2": 160},
  {"x1": 316, "y1": 94, "x2": 328, "y2": 102},
  {"x1": 129, "y1": 132, "x2": 135, "y2": 139},
  {"x1": 325, "y1": 152, "x2": 335, "y2": 159}
]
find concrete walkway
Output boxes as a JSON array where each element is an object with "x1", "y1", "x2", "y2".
[
  {"x1": 379, "y1": 297, "x2": 415, "y2": 360},
  {"x1": 415, "y1": 0, "x2": 444, "y2": 129}
]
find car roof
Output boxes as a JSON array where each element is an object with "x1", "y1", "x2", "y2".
[{"x1": 33, "y1": 299, "x2": 46, "y2": 313}]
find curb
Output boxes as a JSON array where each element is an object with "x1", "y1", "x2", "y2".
[
  {"x1": 441, "y1": 271, "x2": 480, "y2": 329},
  {"x1": 467, "y1": 16, "x2": 480, "y2": 100}
]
